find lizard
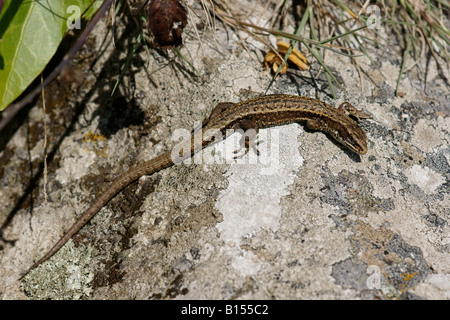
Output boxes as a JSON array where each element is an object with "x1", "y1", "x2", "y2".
[{"x1": 20, "y1": 94, "x2": 371, "y2": 278}]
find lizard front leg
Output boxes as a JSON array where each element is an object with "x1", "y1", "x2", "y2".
[
  {"x1": 338, "y1": 102, "x2": 372, "y2": 120},
  {"x1": 208, "y1": 102, "x2": 261, "y2": 157}
]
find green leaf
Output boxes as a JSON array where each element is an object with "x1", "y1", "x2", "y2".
[{"x1": 0, "y1": 0, "x2": 102, "y2": 111}]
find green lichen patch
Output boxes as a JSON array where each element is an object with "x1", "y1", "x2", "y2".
[{"x1": 21, "y1": 240, "x2": 94, "y2": 300}]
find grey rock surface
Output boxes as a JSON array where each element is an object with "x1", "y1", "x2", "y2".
[{"x1": 0, "y1": 1, "x2": 448, "y2": 299}]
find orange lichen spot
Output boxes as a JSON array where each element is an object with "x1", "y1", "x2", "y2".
[
  {"x1": 401, "y1": 272, "x2": 418, "y2": 282},
  {"x1": 398, "y1": 272, "x2": 418, "y2": 293},
  {"x1": 83, "y1": 146, "x2": 109, "y2": 158},
  {"x1": 264, "y1": 41, "x2": 309, "y2": 74},
  {"x1": 83, "y1": 131, "x2": 108, "y2": 158},
  {"x1": 83, "y1": 130, "x2": 107, "y2": 143},
  {"x1": 94, "y1": 146, "x2": 109, "y2": 158}
]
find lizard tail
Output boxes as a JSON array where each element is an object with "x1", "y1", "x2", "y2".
[{"x1": 20, "y1": 152, "x2": 174, "y2": 279}]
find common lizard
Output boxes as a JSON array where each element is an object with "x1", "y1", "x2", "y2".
[{"x1": 20, "y1": 94, "x2": 371, "y2": 278}]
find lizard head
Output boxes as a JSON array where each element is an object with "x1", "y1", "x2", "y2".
[{"x1": 334, "y1": 121, "x2": 368, "y2": 154}]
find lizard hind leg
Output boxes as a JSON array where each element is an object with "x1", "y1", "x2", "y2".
[
  {"x1": 194, "y1": 102, "x2": 236, "y2": 134},
  {"x1": 195, "y1": 102, "x2": 237, "y2": 134},
  {"x1": 208, "y1": 102, "x2": 236, "y2": 122}
]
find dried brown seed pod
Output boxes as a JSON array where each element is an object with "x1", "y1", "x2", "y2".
[{"x1": 146, "y1": 0, "x2": 188, "y2": 49}]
